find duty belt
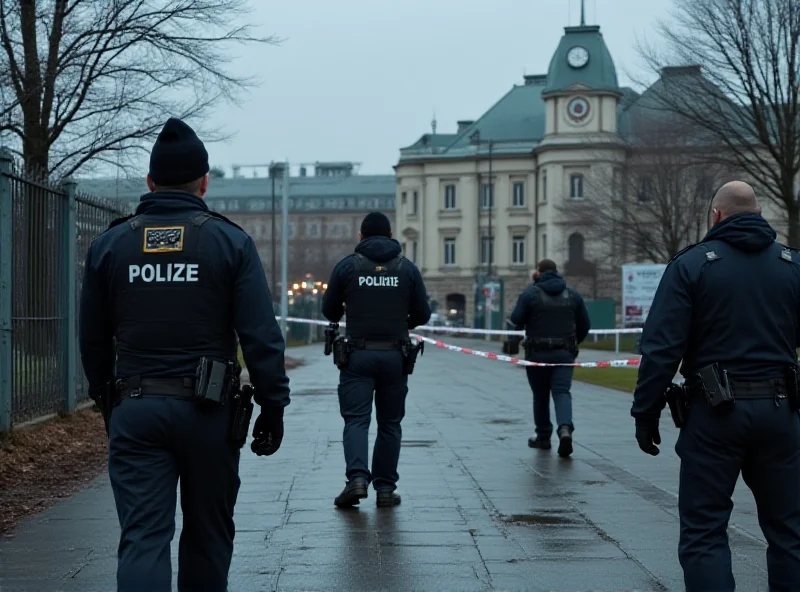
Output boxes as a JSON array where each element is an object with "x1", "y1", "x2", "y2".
[
  {"x1": 116, "y1": 376, "x2": 196, "y2": 399},
  {"x1": 348, "y1": 338, "x2": 403, "y2": 351},
  {"x1": 688, "y1": 377, "x2": 784, "y2": 400}
]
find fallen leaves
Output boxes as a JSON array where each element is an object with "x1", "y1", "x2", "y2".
[{"x1": 0, "y1": 408, "x2": 108, "y2": 536}]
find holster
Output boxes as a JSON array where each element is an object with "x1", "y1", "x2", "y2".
[
  {"x1": 228, "y1": 384, "x2": 255, "y2": 449},
  {"x1": 692, "y1": 363, "x2": 735, "y2": 410},
  {"x1": 786, "y1": 364, "x2": 800, "y2": 410},
  {"x1": 401, "y1": 339, "x2": 425, "y2": 375},
  {"x1": 90, "y1": 381, "x2": 115, "y2": 436},
  {"x1": 332, "y1": 336, "x2": 351, "y2": 370},
  {"x1": 194, "y1": 357, "x2": 238, "y2": 407},
  {"x1": 665, "y1": 383, "x2": 690, "y2": 428},
  {"x1": 324, "y1": 323, "x2": 339, "y2": 356}
]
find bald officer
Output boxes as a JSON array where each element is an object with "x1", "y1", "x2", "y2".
[
  {"x1": 631, "y1": 181, "x2": 800, "y2": 591},
  {"x1": 79, "y1": 118, "x2": 290, "y2": 592},
  {"x1": 322, "y1": 212, "x2": 431, "y2": 508}
]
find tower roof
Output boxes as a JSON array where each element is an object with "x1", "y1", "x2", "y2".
[{"x1": 543, "y1": 25, "x2": 619, "y2": 95}]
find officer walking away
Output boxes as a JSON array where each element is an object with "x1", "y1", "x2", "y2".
[
  {"x1": 78, "y1": 118, "x2": 291, "y2": 592},
  {"x1": 509, "y1": 259, "x2": 590, "y2": 457},
  {"x1": 322, "y1": 212, "x2": 431, "y2": 508},
  {"x1": 631, "y1": 181, "x2": 800, "y2": 591}
]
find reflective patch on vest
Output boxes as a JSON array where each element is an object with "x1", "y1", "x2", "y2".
[
  {"x1": 358, "y1": 275, "x2": 399, "y2": 287},
  {"x1": 143, "y1": 226, "x2": 185, "y2": 253},
  {"x1": 782, "y1": 248, "x2": 793, "y2": 262},
  {"x1": 128, "y1": 263, "x2": 199, "y2": 283}
]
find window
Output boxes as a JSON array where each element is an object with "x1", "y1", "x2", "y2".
[
  {"x1": 512, "y1": 236, "x2": 525, "y2": 264},
  {"x1": 542, "y1": 233, "x2": 547, "y2": 258},
  {"x1": 401, "y1": 191, "x2": 407, "y2": 204},
  {"x1": 480, "y1": 183, "x2": 494, "y2": 209},
  {"x1": 568, "y1": 233, "x2": 585, "y2": 262},
  {"x1": 569, "y1": 174, "x2": 584, "y2": 199},
  {"x1": 412, "y1": 191, "x2": 419, "y2": 214},
  {"x1": 444, "y1": 238, "x2": 456, "y2": 266},
  {"x1": 512, "y1": 182, "x2": 525, "y2": 207},
  {"x1": 541, "y1": 171, "x2": 547, "y2": 202},
  {"x1": 480, "y1": 237, "x2": 494, "y2": 265},
  {"x1": 612, "y1": 168, "x2": 623, "y2": 197},
  {"x1": 412, "y1": 241, "x2": 418, "y2": 263},
  {"x1": 637, "y1": 176, "x2": 653, "y2": 202},
  {"x1": 444, "y1": 184, "x2": 456, "y2": 209}
]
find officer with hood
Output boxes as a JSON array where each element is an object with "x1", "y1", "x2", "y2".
[
  {"x1": 632, "y1": 181, "x2": 800, "y2": 591},
  {"x1": 509, "y1": 259, "x2": 591, "y2": 457},
  {"x1": 322, "y1": 212, "x2": 431, "y2": 508},
  {"x1": 79, "y1": 118, "x2": 290, "y2": 591}
]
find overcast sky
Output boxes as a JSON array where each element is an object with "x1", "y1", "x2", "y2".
[{"x1": 137, "y1": 0, "x2": 675, "y2": 177}]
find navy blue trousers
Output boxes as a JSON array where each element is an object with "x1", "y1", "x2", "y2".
[
  {"x1": 108, "y1": 396, "x2": 241, "y2": 592},
  {"x1": 337, "y1": 350, "x2": 408, "y2": 491},
  {"x1": 676, "y1": 398, "x2": 800, "y2": 591},
  {"x1": 525, "y1": 366, "x2": 575, "y2": 439}
]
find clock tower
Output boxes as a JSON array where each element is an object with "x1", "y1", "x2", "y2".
[{"x1": 539, "y1": 23, "x2": 622, "y2": 139}]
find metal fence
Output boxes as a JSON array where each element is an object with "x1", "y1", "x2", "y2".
[{"x1": 0, "y1": 149, "x2": 131, "y2": 431}]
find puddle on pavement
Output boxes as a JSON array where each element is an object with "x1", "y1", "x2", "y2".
[
  {"x1": 486, "y1": 418, "x2": 523, "y2": 425},
  {"x1": 582, "y1": 480, "x2": 607, "y2": 485},
  {"x1": 500, "y1": 512, "x2": 582, "y2": 526},
  {"x1": 290, "y1": 388, "x2": 336, "y2": 396},
  {"x1": 400, "y1": 440, "x2": 437, "y2": 447}
]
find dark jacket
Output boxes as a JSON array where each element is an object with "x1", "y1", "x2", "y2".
[
  {"x1": 78, "y1": 191, "x2": 290, "y2": 408},
  {"x1": 631, "y1": 212, "x2": 800, "y2": 420},
  {"x1": 321, "y1": 236, "x2": 431, "y2": 330},
  {"x1": 509, "y1": 271, "x2": 591, "y2": 362}
]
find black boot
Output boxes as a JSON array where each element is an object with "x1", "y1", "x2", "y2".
[
  {"x1": 376, "y1": 491, "x2": 401, "y2": 508},
  {"x1": 528, "y1": 436, "x2": 551, "y2": 449},
  {"x1": 557, "y1": 425, "x2": 573, "y2": 458},
  {"x1": 334, "y1": 478, "x2": 368, "y2": 508}
]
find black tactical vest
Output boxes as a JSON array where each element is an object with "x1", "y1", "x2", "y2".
[
  {"x1": 109, "y1": 212, "x2": 237, "y2": 376},
  {"x1": 343, "y1": 254, "x2": 409, "y2": 340},
  {"x1": 525, "y1": 286, "x2": 577, "y2": 340}
]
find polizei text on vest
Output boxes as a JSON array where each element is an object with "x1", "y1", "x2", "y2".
[
  {"x1": 358, "y1": 275, "x2": 399, "y2": 287},
  {"x1": 129, "y1": 263, "x2": 199, "y2": 283}
]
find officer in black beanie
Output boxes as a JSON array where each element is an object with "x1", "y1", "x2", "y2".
[
  {"x1": 322, "y1": 211, "x2": 431, "y2": 508},
  {"x1": 78, "y1": 117, "x2": 290, "y2": 592}
]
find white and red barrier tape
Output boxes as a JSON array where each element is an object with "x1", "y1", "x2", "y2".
[
  {"x1": 276, "y1": 316, "x2": 642, "y2": 369},
  {"x1": 276, "y1": 316, "x2": 642, "y2": 337}
]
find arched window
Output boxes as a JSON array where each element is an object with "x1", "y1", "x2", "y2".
[{"x1": 568, "y1": 232, "x2": 585, "y2": 262}]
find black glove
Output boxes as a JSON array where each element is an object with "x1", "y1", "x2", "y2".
[
  {"x1": 251, "y1": 406, "x2": 284, "y2": 456},
  {"x1": 635, "y1": 417, "x2": 661, "y2": 456}
]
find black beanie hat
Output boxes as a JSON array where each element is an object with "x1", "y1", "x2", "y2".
[
  {"x1": 360, "y1": 212, "x2": 392, "y2": 238},
  {"x1": 149, "y1": 118, "x2": 209, "y2": 186}
]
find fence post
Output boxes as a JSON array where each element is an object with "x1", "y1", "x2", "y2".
[
  {"x1": 0, "y1": 149, "x2": 13, "y2": 432},
  {"x1": 61, "y1": 176, "x2": 78, "y2": 413}
]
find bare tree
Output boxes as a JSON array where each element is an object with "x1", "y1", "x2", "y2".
[
  {"x1": 0, "y1": 0, "x2": 279, "y2": 179},
  {"x1": 638, "y1": 0, "x2": 800, "y2": 244},
  {"x1": 561, "y1": 117, "x2": 733, "y2": 267}
]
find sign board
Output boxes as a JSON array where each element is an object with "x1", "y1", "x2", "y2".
[{"x1": 621, "y1": 263, "x2": 667, "y2": 327}]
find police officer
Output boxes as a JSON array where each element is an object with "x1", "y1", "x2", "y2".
[
  {"x1": 509, "y1": 259, "x2": 590, "y2": 457},
  {"x1": 322, "y1": 212, "x2": 431, "y2": 508},
  {"x1": 631, "y1": 181, "x2": 800, "y2": 591},
  {"x1": 78, "y1": 118, "x2": 291, "y2": 592}
]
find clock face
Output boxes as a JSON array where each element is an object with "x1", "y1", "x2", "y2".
[
  {"x1": 566, "y1": 96, "x2": 591, "y2": 123},
  {"x1": 567, "y1": 46, "x2": 589, "y2": 68}
]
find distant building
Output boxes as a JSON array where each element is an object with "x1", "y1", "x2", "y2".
[
  {"x1": 78, "y1": 162, "x2": 396, "y2": 294},
  {"x1": 393, "y1": 19, "x2": 782, "y2": 327}
]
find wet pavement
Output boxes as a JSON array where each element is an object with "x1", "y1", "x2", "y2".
[{"x1": 0, "y1": 339, "x2": 771, "y2": 591}]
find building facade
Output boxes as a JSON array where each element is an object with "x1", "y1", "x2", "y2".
[
  {"x1": 78, "y1": 162, "x2": 395, "y2": 296},
  {"x1": 394, "y1": 21, "x2": 783, "y2": 327}
]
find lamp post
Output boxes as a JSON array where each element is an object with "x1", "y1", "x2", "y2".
[
  {"x1": 270, "y1": 162, "x2": 277, "y2": 297},
  {"x1": 279, "y1": 160, "x2": 290, "y2": 338}
]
